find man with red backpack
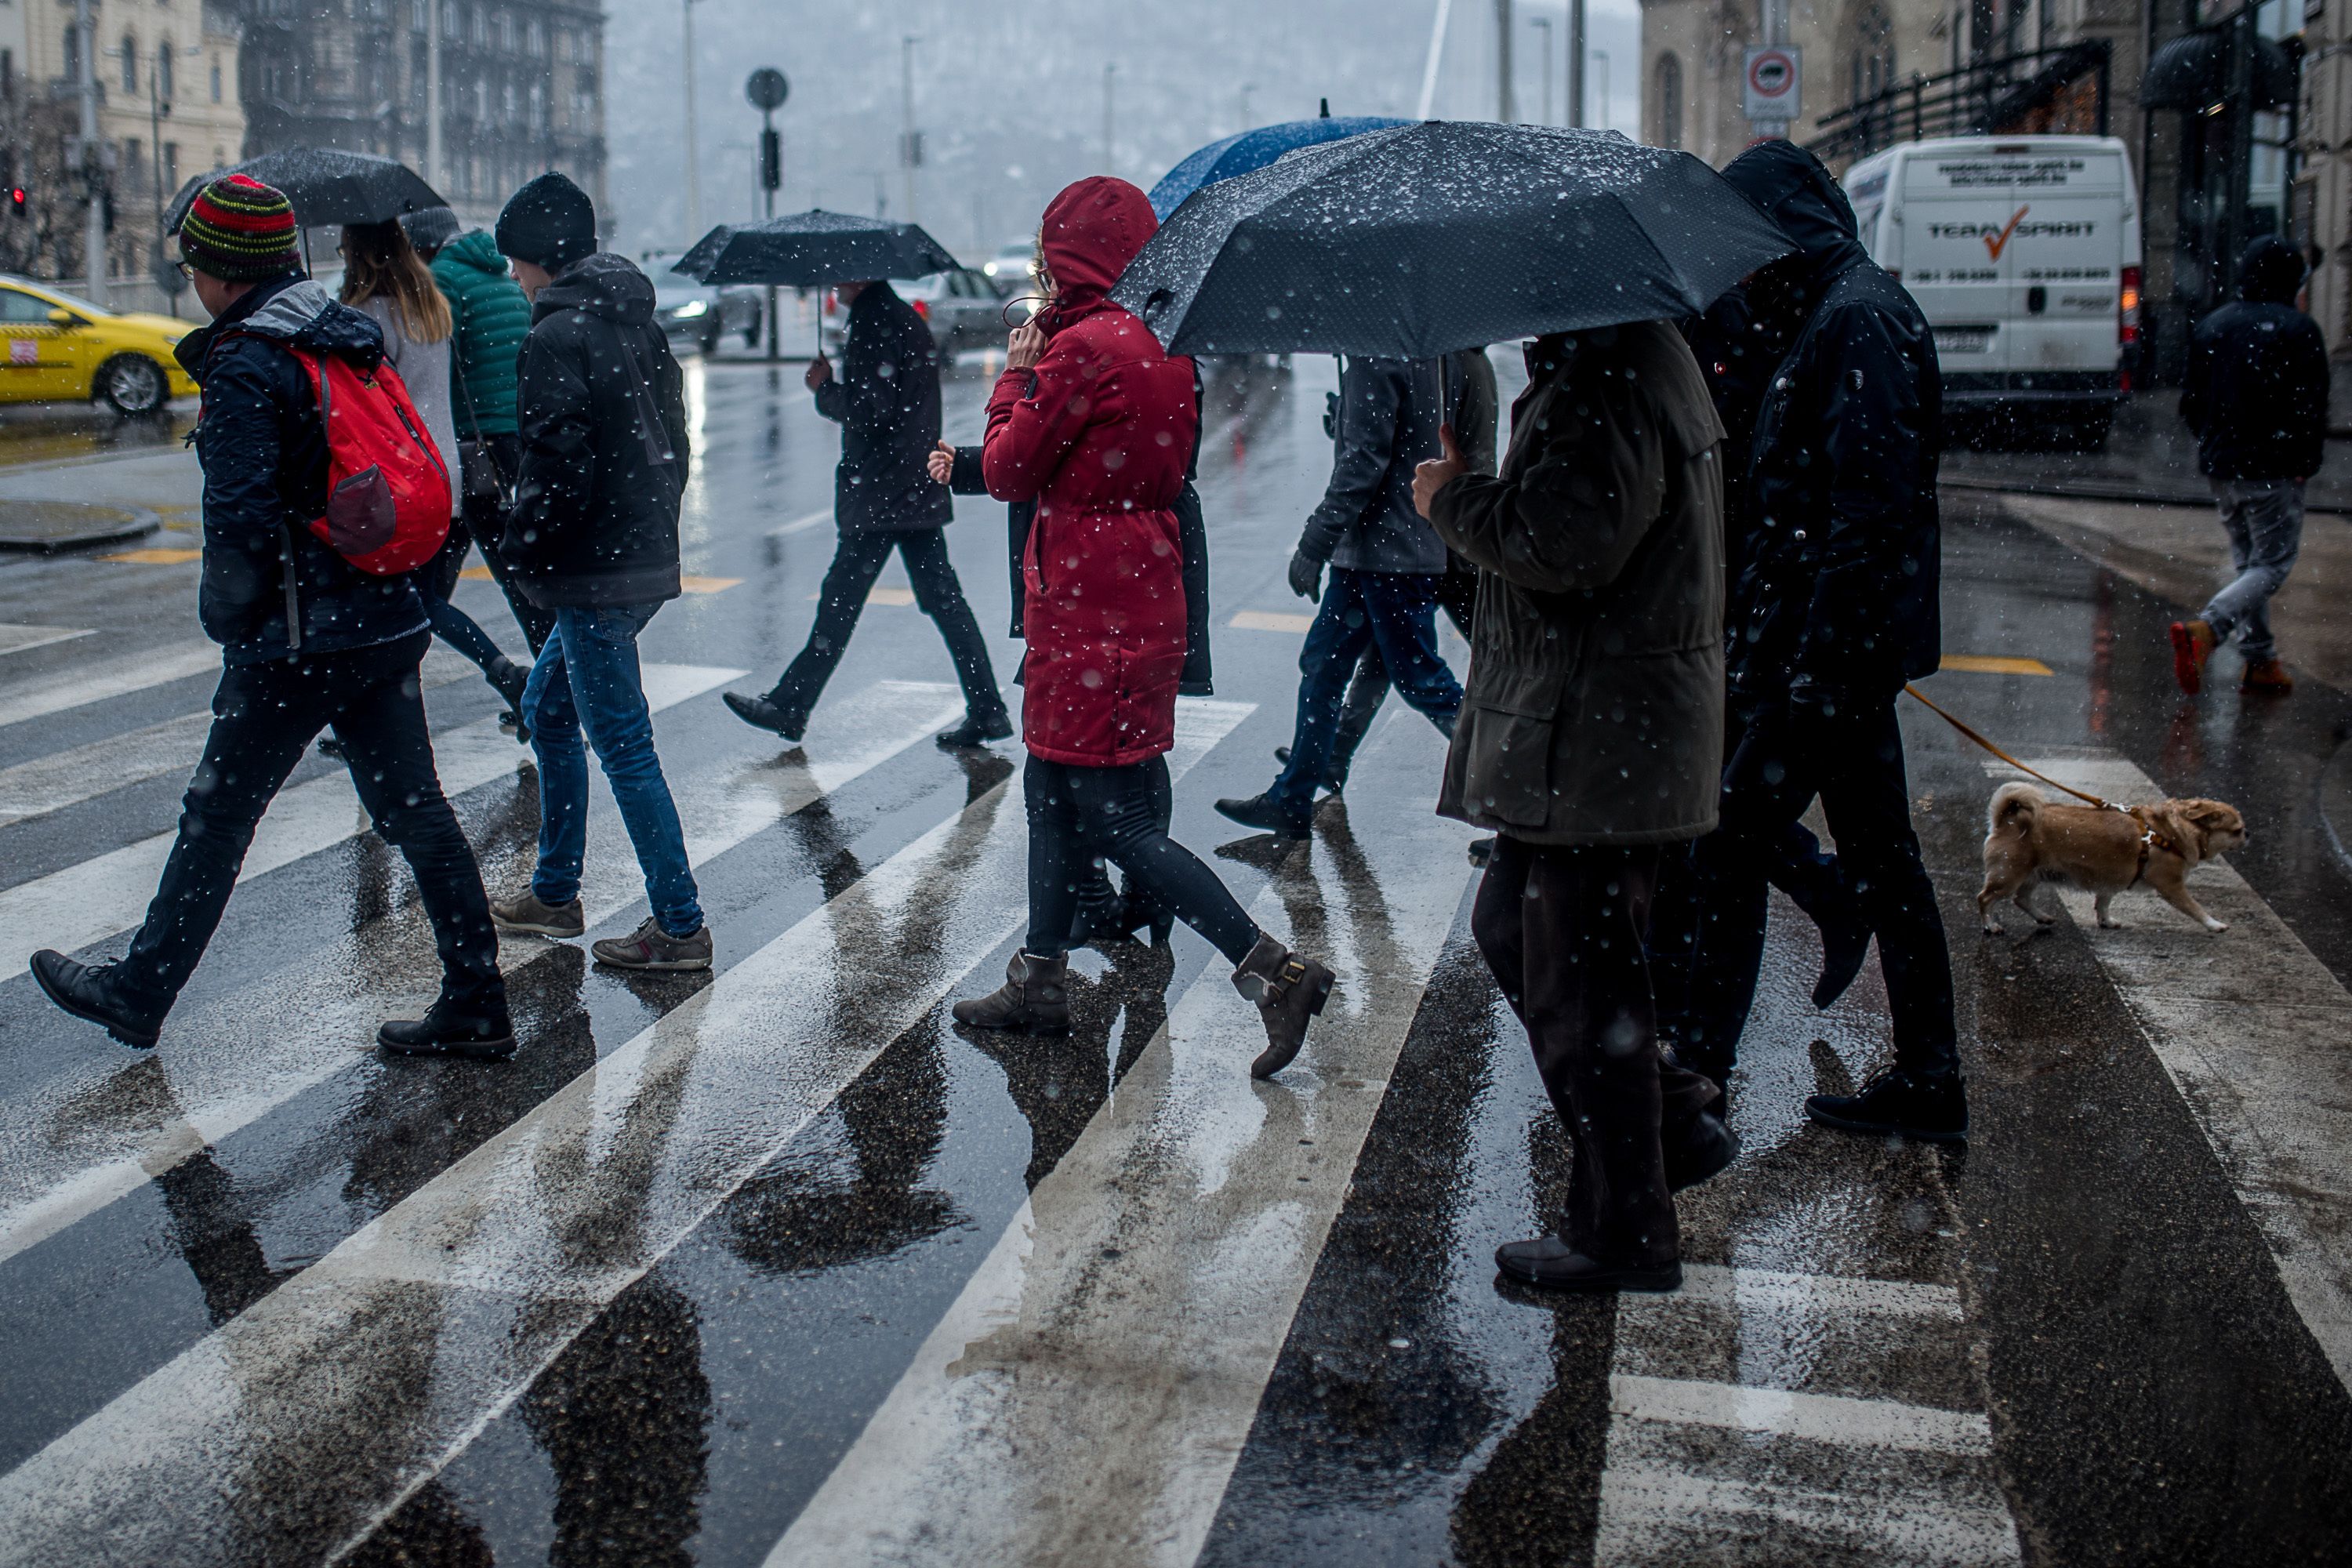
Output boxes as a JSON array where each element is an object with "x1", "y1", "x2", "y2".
[{"x1": 28, "y1": 174, "x2": 513, "y2": 1058}]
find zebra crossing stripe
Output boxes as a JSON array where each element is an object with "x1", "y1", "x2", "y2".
[
  {"x1": 0, "y1": 678, "x2": 966, "y2": 1269},
  {"x1": 0, "y1": 701, "x2": 1254, "y2": 1568},
  {"x1": 765, "y1": 726, "x2": 1479, "y2": 1567},
  {"x1": 0, "y1": 663, "x2": 744, "y2": 979},
  {"x1": 0, "y1": 643, "x2": 220, "y2": 731}
]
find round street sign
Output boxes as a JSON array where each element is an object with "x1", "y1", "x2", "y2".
[
  {"x1": 1741, "y1": 45, "x2": 1801, "y2": 121},
  {"x1": 746, "y1": 67, "x2": 789, "y2": 112}
]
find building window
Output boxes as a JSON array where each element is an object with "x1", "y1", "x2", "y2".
[
  {"x1": 210, "y1": 57, "x2": 220, "y2": 101},
  {"x1": 158, "y1": 39, "x2": 172, "y2": 101},
  {"x1": 63, "y1": 24, "x2": 79, "y2": 84},
  {"x1": 164, "y1": 142, "x2": 177, "y2": 191},
  {"x1": 1653, "y1": 54, "x2": 1682, "y2": 150},
  {"x1": 1849, "y1": 3, "x2": 1896, "y2": 103},
  {"x1": 121, "y1": 33, "x2": 136, "y2": 95},
  {"x1": 526, "y1": 17, "x2": 544, "y2": 56},
  {"x1": 499, "y1": 9, "x2": 515, "y2": 52}
]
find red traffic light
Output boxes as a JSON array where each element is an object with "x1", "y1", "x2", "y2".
[{"x1": 8, "y1": 189, "x2": 25, "y2": 216}]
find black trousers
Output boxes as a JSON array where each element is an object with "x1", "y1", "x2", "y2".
[
  {"x1": 1674, "y1": 694, "x2": 1958, "y2": 1082},
  {"x1": 1474, "y1": 839, "x2": 1718, "y2": 1262},
  {"x1": 1327, "y1": 560, "x2": 1477, "y2": 779},
  {"x1": 456, "y1": 432, "x2": 555, "y2": 656},
  {"x1": 1025, "y1": 755, "x2": 1258, "y2": 963},
  {"x1": 118, "y1": 630, "x2": 505, "y2": 1014},
  {"x1": 772, "y1": 528, "x2": 1004, "y2": 718}
]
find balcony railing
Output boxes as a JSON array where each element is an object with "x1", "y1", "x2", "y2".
[{"x1": 1806, "y1": 41, "x2": 2112, "y2": 164}]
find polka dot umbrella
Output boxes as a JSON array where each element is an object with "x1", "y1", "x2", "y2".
[{"x1": 1111, "y1": 122, "x2": 1791, "y2": 360}]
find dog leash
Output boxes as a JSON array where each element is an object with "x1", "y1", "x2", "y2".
[{"x1": 1901, "y1": 684, "x2": 2180, "y2": 873}]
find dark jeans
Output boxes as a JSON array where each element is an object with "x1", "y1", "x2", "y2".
[
  {"x1": 1675, "y1": 695, "x2": 1958, "y2": 1083},
  {"x1": 1272, "y1": 568, "x2": 1463, "y2": 814},
  {"x1": 1025, "y1": 755, "x2": 1258, "y2": 963},
  {"x1": 1652, "y1": 818, "x2": 1852, "y2": 1069},
  {"x1": 1473, "y1": 838, "x2": 1717, "y2": 1263},
  {"x1": 772, "y1": 528, "x2": 1004, "y2": 719},
  {"x1": 118, "y1": 630, "x2": 504, "y2": 1013},
  {"x1": 1325, "y1": 563, "x2": 1476, "y2": 781}
]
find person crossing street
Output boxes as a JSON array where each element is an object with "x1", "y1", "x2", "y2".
[
  {"x1": 724, "y1": 277, "x2": 1011, "y2": 747},
  {"x1": 487, "y1": 172, "x2": 713, "y2": 972}
]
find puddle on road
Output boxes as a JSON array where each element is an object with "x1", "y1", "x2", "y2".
[{"x1": 0, "y1": 403, "x2": 197, "y2": 470}]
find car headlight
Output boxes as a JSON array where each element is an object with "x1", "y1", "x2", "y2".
[{"x1": 672, "y1": 299, "x2": 709, "y2": 319}]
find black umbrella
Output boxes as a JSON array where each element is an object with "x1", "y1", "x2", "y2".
[
  {"x1": 165, "y1": 148, "x2": 446, "y2": 235},
  {"x1": 1111, "y1": 122, "x2": 1791, "y2": 359},
  {"x1": 672, "y1": 210, "x2": 957, "y2": 287}
]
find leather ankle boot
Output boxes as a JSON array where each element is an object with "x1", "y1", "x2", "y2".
[
  {"x1": 1232, "y1": 932, "x2": 1335, "y2": 1079},
  {"x1": 953, "y1": 949, "x2": 1072, "y2": 1034}
]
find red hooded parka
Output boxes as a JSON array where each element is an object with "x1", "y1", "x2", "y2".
[{"x1": 983, "y1": 177, "x2": 1198, "y2": 767}]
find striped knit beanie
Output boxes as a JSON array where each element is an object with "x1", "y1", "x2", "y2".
[{"x1": 179, "y1": 174, "x2": 300, "y2": 283}]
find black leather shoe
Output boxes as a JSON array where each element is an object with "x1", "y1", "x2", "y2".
[
  {"x1": 31, "y1": 950, "x2": 165, "y2": 1049},
  {"x1": 1467, "y1": 836, "x2": 1497, "y2": 867},
  {"x1": 1664, "y1": 1111, "x2": 1740, "y2": 1192},
  {"x1": 1813, "y1": 912, "x2": 1873, "y2": 1009},
  {"x1": 379, "y1": 1000, "x2": 518, "y2": 1061},
  {"x1": 1215, "y1": 792, "x2": 1312, "y2": 838},
  {"x1": 1806, "y1": 1066, "x2": 1969, "y2": 1142},
  {"x1": 1495, "y1": 1236, "x2": 1682, "y2": 1293},
  {"x1": 935, "y1": 709, "x2": 1014, "y2": 748},
  {"x1": 724, "y1": 691, "x2": 808, "y2": 741}
]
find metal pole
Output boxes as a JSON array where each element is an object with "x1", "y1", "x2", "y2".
[
  {"x1": 1102, "y1": 63, "x2": 1116, "y2": 171},
  {"x1": 1417, "y1": 0, "x2": 1455, "y2": 121},
  {"x1": 1494, "y1": 0, "x2": 1514, "y2": 122},
  {"x1": 75, "y1": 0, "x2": 103, "y2": 307},
  {"x1": 1531, "y1": 16, "x2": 1552, "y2": 125},
  {"x1": 426, "y1": 0, "x2": 442, "y2": 195},
  {"x1": 1566, "y1": 0, "x2": 1585, "y2": 127},
  {"x1": 764, "y1": 107, "x2": 778, "y2": 362},
  {"x1": 901, "y1": 36, "x2": 919, "y2": 225},
  {"x1": 681, "y1": 0, "x2": 702, "y2": 241}
]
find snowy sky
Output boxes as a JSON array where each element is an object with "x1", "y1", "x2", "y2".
[{"x1": 604, "y1": 0, "x2": 1646, "y2": 259}]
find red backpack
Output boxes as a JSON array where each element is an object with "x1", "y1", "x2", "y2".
[{"x1": 287, "y1": 347, "x2": 452, "y2": 575}]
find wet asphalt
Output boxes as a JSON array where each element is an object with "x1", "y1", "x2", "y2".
[{"x1": 0, "y1": 350, "x2": 2346, "y2": 1564}]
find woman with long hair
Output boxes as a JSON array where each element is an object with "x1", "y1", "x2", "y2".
[
  {"x1": 339, "y1": 218, "x2": 532, "y2": 728},
  {"x1": 948, "y1": 176, "x2": 1334, "y2": 1079}
]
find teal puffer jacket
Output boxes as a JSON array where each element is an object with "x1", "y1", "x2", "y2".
[{"x1": 430, "y1": 229, "x2": 530, "y2": 437}]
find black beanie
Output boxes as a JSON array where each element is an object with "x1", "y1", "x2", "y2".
[{"x1": 496, "y1": 172, "x2": 597, "y2": 270}]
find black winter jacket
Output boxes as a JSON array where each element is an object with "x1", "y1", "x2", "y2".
[
  {"x1": 818, "y1": 282, "x2": 953, "y2": 535},
  {"x1": 179, "y1": 274, "x2": 430, "y2": 666},
  {"x1": 501, "y1": 252, "x2": 691, "y2": 607},
  {"x1": 1720, "y1": 141, "x2": 1942, "y2": 710},
  {"x1": 1297, "y1": 354, "x2": 1458, "y2": 575},
  {"x1": 2180, "y1": 237, "x2": 2328, "y2": 482}
]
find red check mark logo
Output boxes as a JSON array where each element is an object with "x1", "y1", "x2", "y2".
[{"x1": 1983, "y1": 205, "x2": 2028, "y2": 263}]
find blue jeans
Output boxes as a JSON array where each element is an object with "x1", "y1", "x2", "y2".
[
  {"x1": 2201, "y1": 477, "x2": 2304, "y2": 662},
  {"x1": 1271, "y1": 568, "x2": 1462, "y2": 815},
  {"x1": 525, "y1": 603, "x2": 703, "y2": 938}
]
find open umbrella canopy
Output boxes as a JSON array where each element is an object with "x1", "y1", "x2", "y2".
[
  {"x1": 1113, "y1": 122, "x2": 1792, "y2": 360},
  {"x1": 165, "y1": 148, "x2": 445, "y2": 234},
  {"x1": 1147, "y1": 114, "x2": 1413, "y2": 220},
  {"x1": 672, "y1": 211, "x2": 959, "y2": 287}
]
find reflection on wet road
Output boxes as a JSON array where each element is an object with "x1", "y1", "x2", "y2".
[{"x1": 0, "y1": 354, "x2": 2347, "y2": 1563}]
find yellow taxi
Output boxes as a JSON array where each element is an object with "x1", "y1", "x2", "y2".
[{"x1": 0, "y1": 276, "x2": 197, "y2": 416}]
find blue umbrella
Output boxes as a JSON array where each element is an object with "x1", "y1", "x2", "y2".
[{"x1": 1148, "y1": 114, "x2": 1412, "y2": 220}]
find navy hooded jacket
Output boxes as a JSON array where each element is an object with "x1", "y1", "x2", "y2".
[
  {"x1": 2180, "y1": 237, "x2": 2328, "y2": 481},
  {"x1": 178, "y1": 274, "x2": 430, "y2": 666},
  {"x1": 1719, "y1": 140, "x2": 1943, "y2": 709}
]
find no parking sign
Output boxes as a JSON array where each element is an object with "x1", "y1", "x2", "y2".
[{"x1": 1743, "y1": 46, "x2": 1802, "y2": 122}]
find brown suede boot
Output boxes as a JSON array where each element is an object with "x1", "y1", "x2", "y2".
[
  {"x1": 2169, "y1": 619, "x2": 2217, "y2": 695},
  {"x1": 1232, "y1": 932, "x2": 1336, "y2": 1080},
  {"x1": 953, "y1": 949, "x2": 1072, "y2": 1034},
  {"x1": 2241, "y1": 657, "x2": 2295, "y2": 694}
]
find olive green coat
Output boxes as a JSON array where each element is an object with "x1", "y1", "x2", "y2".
[{"x1": 1428, "y1": 318, "x2": 1726, "y2": 846}]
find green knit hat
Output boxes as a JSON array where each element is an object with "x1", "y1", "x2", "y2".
[{"x1": 179, "y1": 174, "x2": 300, "y2": 283}]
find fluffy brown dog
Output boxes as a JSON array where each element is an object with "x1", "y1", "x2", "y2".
[{"x1": 1977, "y1": 782, "x2": 2248, "y2": 935}]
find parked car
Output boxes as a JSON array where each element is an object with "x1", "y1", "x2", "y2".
[
  {"x1": 652, "y1": 276, "x2": 762, "y2": 354},
  {"x1": 0, "y1": 277, "x2": 195, "y2": 416},
  {"x1": 822, "y1": 270, "x2": 1006, "y2": 359},
  {"x1": 981, "y1": 238, "x2": 1036, "y2": 296},
  {"x1": 1842, "y1": 134, "x2": 2142, "y2": 447}
]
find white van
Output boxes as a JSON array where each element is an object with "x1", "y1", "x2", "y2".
[{"x1": 1841, "y1": 134, "x2": 2142, "y2": 443}]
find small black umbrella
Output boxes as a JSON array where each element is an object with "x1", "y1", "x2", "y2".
[
  {"x1": 165, "y1": 148, "x2": 446, "y2": 235},
  {"x1": 1112, "y1": 122, "x2": 1791, "y2": 359},
  {"x1": 673, "y1": 210, "x2": 960, "y2": 358}
]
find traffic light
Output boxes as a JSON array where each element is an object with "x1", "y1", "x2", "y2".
[
  {"x1": 8, "y1": 189, "x2": 25, "y2": 220},
  {"x1": 760, "y1": 128, "x2": 780, "y2": 193}
]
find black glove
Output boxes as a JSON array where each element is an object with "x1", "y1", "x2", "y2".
[{"x1": 1287, "y1": 549, "x2": 1323, "y2": 603}]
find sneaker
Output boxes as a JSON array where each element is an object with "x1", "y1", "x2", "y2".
[
  {"x1": 2241, "y1": 657, "x2": 2294, "y2": 695},
  {"x1": 1806, "y1": 1065, "x2": 1969, "y2": 1142},
  {"x1": 935, "y1": 709, "x2": 1015, "y2": 748},
  {"x1": 2169, "y1": 619, "x2": 2216, "y2": 695},
  {"x1": 1495, "y1": 1236, "x2": 1682, "y2": 1293},
  {"x1": 490, "y1": 890, "x2": 586, "y2": 938},
  {"x1": 379, "y1": 998, "x2": 517, "y2": 1060},
  {"x1": 592, "y1": 916, "x2": 713, "y2": 971}
]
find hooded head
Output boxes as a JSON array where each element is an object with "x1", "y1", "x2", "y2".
[
  {"x1": 1035, "y1": 176, "x2": 1158, "y2": 332},
  {"x1": 1721, "y1": 141, "x2": 1864, "y2": 276},
  {"x1": 2238, "y1": 235, "x2": 2306, "y2": 306}
]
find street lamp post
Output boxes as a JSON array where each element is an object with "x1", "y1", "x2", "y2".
[
  {"x1": 1494, "y1": 0, "x2": 1514, "y2": 122},
  {"x1": 425, "y1": 0, "x2": 441, "y2": 196},
  {"x1": 1592, "y1": 50, "x2": 1610, "y2": 134},
  {"x1": 681, "y1": 0, "x2": 704, "y2": 241},
  {"x1": 74, "y1": 0, "x2": 103, "y2": 308},
  {"x1": 1530, "y1": 16, "x2": 1552, "y2": 126},
  {"x1": 1567, "y1": 0, "x2": 1586, "y2": 127},
  {"x1": 900, "y1": 36, "x2": 920, "y2": 226}
]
